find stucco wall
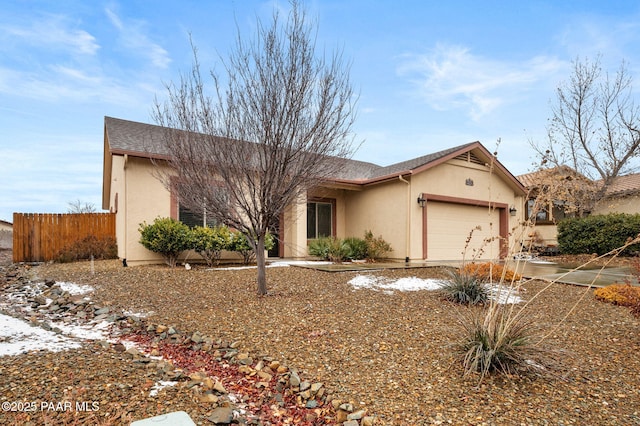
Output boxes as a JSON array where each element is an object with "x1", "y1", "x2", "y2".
[
  {"x1": 338, "y1": 159, "x2": 525, "y2": 261},
  {"x1": 343, "y1": 179, "x2": 408, "y2": 260},
  {"x1": 108, "y1": 152, "x2": 526, "y2": 264},
  {"x1": 593, "y1": 195, "x2": 640, "y2": 215}
]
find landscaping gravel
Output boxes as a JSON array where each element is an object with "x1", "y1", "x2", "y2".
[{"x1": 1, "y1": 258, "x2": 639, "y2": 425}]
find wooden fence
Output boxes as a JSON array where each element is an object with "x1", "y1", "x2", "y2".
[{"x1": 12, "y1": 213, "x2": 116, "y2": 262}]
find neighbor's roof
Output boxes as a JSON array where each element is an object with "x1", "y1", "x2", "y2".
[
  {"x1": 104, "y1": 116, "x2": 525, "y2": 191},
  {"x1": 517, "y1": 166, "x2": 640, "y2": 198},
  {"x1": 516, "y1": 165, "x2": 589, "y2": 188},
  {"x1": 602, "y1": 173, "x2": 640, "y2": 197}
]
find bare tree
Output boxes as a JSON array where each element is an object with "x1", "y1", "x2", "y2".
[
  {"x1": 153, "y1": 1, "x2": 358, "y2": 295},
  {"x1": 530, "y1": 56, "x2": 640, "y2": 213},
  {"x1": 67, "y1": 200, "x2": 97, "y2": 214}
]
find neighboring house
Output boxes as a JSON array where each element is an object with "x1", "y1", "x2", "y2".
[
  {"x1": 0, "y1": 219, "x2": 12, "y2": 250},
  {"x1": 518, "y1": 167, "x2": 640, "y2": 251},
  {"x1": 102, "y1": 116, "x2": 527, "y2": 266},
  {"x1": 517, "y1": 166, "x2": 581, "y2": 250},
  {"x1": 593, "y1": 173, "x2": 640, "y2": 215}
]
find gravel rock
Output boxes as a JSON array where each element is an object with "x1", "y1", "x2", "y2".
[{"x1": 0, "y1": 258, "x2": 638, "y2": 425}]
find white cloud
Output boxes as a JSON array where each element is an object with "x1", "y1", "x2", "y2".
[
  {"x1": 0, "y1": 14, "x2": 99, "y2": 55},
  {"x1": 397, "y1": 44, "x2": 565, "y2": 121},
  {"x1": 105, "y1": 7, "x2": 171, "y2": 69},
  {"x1": 557, "y1": 15, "x2": 640, "y2": 63}
]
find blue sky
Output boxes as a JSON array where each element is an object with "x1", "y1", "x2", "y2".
[{"x1": 2, "y1": 0, "x2": 640, "y2": 222}]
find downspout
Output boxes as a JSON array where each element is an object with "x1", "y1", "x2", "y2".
[
  {"x1": 123, "y1": 154, "x2": 128, "y2": 266},
  {"x1": 398, "y1": 175, "x2": 411, "y2": 263}
]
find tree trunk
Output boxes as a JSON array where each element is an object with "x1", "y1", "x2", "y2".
[{"x1": 256, "y1": 234, "x2": 268, "y2": 295}]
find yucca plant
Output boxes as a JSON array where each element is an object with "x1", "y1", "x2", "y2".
[
  {"x1": 457, "y1": 305, "x2": 543, "y2": 381},
  {"x1": 440, "y1": 269, "x2": 489, "y2": 305}
]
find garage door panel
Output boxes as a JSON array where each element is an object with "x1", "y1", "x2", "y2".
[{"x1": 426, "y1": 202, "x2": 501, "y2": 260}]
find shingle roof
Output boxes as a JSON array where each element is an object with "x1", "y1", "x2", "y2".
[
  {"x1": 105, "y1": 116, "x2": 172, "y2": 158},
  {"x1": 517, "y1": 166, "x2": 640, "y2": 198},
  {"x1": 603, "y1": 173, "x2": 640, "y2": 197},
  {"x1": 516, "y1": 165, "x2": 587, "y2": 188},
  {"x1": 104, "y1": 116, "x2": 517, "y2": 188}
]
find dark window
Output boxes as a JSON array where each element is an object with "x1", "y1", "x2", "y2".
[
  {"x1": 527, "y1": 199, "x2": 550, "y2": 223},
  {"x1": 307, "y1": 201, "x2": 333, "y2": 239},
  {"x1": 527, "y1": 199, "x2": 572, "y2": 223},
  {"x1": 179, "y1": 204, "x2": 217, "y2": 228}
]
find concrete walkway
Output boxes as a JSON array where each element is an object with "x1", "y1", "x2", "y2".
[
  {"x1": 514, "y1": 261, "x2": 635, "y2": 288},
  {"x1": 287, "y1": 258, "x2": 637, "y2": 288}
]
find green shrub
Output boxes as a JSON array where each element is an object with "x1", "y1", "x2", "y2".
[
  {"x1": 364, "y1": 230, "x2": 392, "y2": 261},
  {"x1": 342, "y1": 237, "x2": 368, "y2": 260},
  {"x1": 308, "y1": 237, "x2": 350, "y2": 262},
  {"x1": 558, "y1": 213, "x2": 640, "y2": 255},
  {"x1": 139, "y1": 217, "x2": 192, "y2": 267},
  {"x1": 192, "y1": 225, "x2": 232, "y2": 266},
  {"x1": 229, "y1": 231, "x2": 275, "y2": 265},
  {"x1": 55, "y1": 235, "x2": 118, "y2": 263},
  {"x1": 458, "y1": 306, "x2": 542, "y2": 381},
  {"x1": 309, "y1": 232, "x2": 392, "y2": 262},
  {"x1": 308, "y1": 237, "x2": 332, "y2": 260},
  {"x1": 440, "y1": 269, "x2": 489, "y2": 305}
]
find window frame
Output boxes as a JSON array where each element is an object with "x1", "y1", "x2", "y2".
[{"x1": 306, "y1": 197, "x2": 336, "y2": 239}]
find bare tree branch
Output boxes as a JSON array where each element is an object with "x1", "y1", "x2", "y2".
[
  {"x1": 152, "y1": 1, "x2": 358, "y2": 295},
  {"x1": 529, "y1": 56, "x2": 640, "y2": 211}
]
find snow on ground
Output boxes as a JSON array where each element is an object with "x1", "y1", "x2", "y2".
[
  {"x1": 348, "y1": 274, "x2": 523, "y2": 304},
  {"x1": 0, "y1": 313, "x2": 83, "y2": 356},
  {"x1": 149, "y1": 380, "x2": 178, "y2": 397},
  {"x1": 0, "y1": 280, "x2": 116, "y2": 356},
  {"x1": 58, "y1": 281, "x2": 93, "y2": 295},
  {"x1": 214, "y1": 260, "x2": 332, "y2": 270}
]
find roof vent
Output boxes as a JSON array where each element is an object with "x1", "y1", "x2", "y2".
[{"x1": 454, "y1": 151, "x2": 483, "y2": 165}]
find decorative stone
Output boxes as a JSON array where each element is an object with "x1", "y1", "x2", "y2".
[
  {"x1": 207, "y1": 406, "x2": 234, "y2": 424},
  {"x1": 289, "y1": 371, "x2": 301, "y2": 387},
  {"x1": 347, "y1": 409, "x2": 366, "y2": 421}
]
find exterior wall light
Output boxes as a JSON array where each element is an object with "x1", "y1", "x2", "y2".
[
  {"x1": 509, "y1": 206, "x2": 517, "y2": 216},
  {"x1": 417, "y1": 196, "x2": 426, "y2": 207}
]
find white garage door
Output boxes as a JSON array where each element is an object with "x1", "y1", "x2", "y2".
[{"x1": 426, "y1": 201, "x2": 501, "y2": 261}]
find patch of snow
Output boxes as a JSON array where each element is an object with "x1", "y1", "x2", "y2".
[
  {"x1": 0, "y1": 313, "x2": 83, "y2": 356},
  {"x1": 268, "y1": 260, "x2": 333, "y2": 267},
  {"x1": 58, "y1": 282, "x2": 94, "y2": 295},
  {"x1": 348, "y1": 275, "x2": 523, "y2": 304},
  {"x1": 348, "y1": 275, "x2": 447, "y2": 292},
  {"x1": 51, "y1": 320, "x2": 113, "y2": 340},
  {"x1": 488, "y1": 285, "x2": 523, "y2": 304},
  {"x1": 215, "y1": 265, "x2": 256, "y2": 271},
  {"x1": 149, "y1": 380, "x2": 178, "y2": 397},
  {"x1": 215, "y1": 260, "x2": 333, "y2": 270}
]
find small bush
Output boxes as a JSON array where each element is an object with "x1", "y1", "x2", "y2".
[
  {"x1": 458, "y1": 306, "x2": 542, "y2": 380},
  {"x1": 309, "y1": 232, "x2": 392, "y2": 263},
  {"x1": 364, "y1": 230, "x2": 392, "y2": 261},
  {"x1": 308, "y1": 237, "x2": 350, "y2": 263},
  {"x1": 229, "y1": 231, "x2": 275, "y2": 265},
  {"x1": 55, "y1": 235, "x2": 118, "y2": 263},
  {"x1": 461, "y1": 262, "x2": 521, "y2": 283},
  {"x1": 192, "y1": 225, "x2": 232, "y2": 266},
  {"x1": 440, "y1": 269, "x2": 489, "y2": 305},
  {"x1": 594, "y1": 284, "x2": 640, "y2": 307},
  {"x1": 139, "y1": 217, "x2": 192, "y2": 267},
  {"x1": 342, "y1": 237, "x2": 368, "y2": 260}
]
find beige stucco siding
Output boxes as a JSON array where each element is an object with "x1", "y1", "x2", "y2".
[
  {"x1": 593, "y1": 195, "x2": 640, "y2": 215},
  {"x1": 120, "y1": 156, "x2": 171, "y2": 265},
  {"x1": 343, "y1": 179, "x2": 408, "y2": 260}
]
